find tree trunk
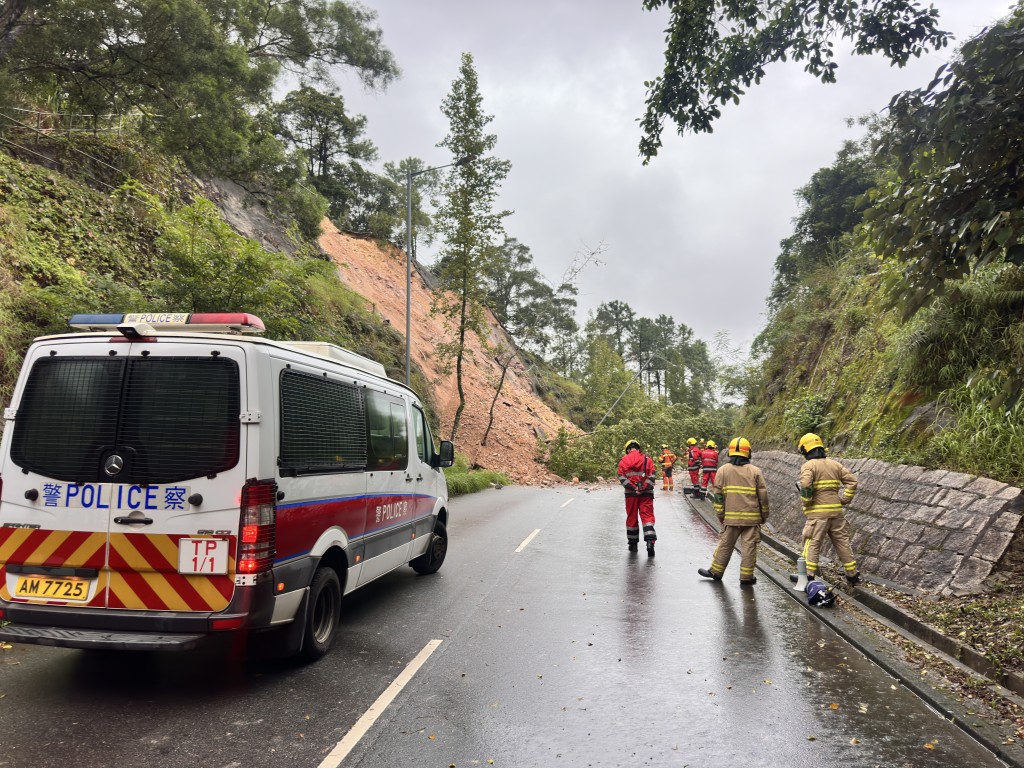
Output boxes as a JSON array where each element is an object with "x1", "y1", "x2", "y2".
[
  {"x1": 450, "y1": 271, "x2": 470, "y2": 444},
  {"x1": 482, "y1": 353, "x2": 513, "y2": 446},
  {"x1": 0, "y1": 0, "x2": 30, "y2": 62}
]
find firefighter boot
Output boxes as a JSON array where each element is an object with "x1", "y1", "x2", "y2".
[
  {"x1": 698, "y1": 568, "x2": 722, "y2": 580},
  {"x1": 740, "y1": 577, "x2": 757, "y2": 586},
  {"x1": 628, "y1": 541, "x2": 638, "y2": 553},
  {"x1": 643, "y1": 525, "x2": 657, "y2": 557},
  {"x1": 846, "y1": 571, "x2": 862, "y2": 586}
]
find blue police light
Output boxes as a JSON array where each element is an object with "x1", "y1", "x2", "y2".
[{"x1": 69, "y1": 314, "x2": 126, "y2": 330}]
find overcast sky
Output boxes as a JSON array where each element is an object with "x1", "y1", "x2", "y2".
[{"x1": 340, "y1": 1, "x2": 1015, "y2": 357}]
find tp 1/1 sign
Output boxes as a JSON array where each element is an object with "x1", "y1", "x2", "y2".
[{"x1": 178, "y1": 538, "x2": 229, "y2": 575}]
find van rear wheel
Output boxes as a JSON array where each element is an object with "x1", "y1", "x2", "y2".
[
  {"x1": 411, "y1": 520, "x2": 448, "y2": 575},
  {"x1": 301, "y1": 567, "x2": 341, "y2": 661}
]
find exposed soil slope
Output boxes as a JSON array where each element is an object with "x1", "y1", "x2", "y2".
[{"x1": 319, "y1": 221, "x2": 572, "y2": 485}]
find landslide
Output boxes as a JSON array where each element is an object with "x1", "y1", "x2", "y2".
[
  {"x1": 0, "y1": 143, "x2": 571, "y2": 485},
  {"x1": 318, "y1": 221, "x2": 571, "y2": 485}
]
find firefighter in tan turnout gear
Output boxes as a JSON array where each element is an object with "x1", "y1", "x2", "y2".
[
  {"x1": 797, "y1": 432, "x2": 862, "y2": 586},
  {"x1": 698, "y1": 437, "x2": 768, "y2": 585}
]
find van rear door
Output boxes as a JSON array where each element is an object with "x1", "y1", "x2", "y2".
[{"x1": 1, "y1": 338, "x2": 247, "y2": 613}]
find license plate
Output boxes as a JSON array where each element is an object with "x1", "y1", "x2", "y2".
[
  {"x1": 178, "y1": 538, "x2": 229, "y2": 575},
  {"x1": 14, "y1": 575, "x2": 89, "y2": 602}
]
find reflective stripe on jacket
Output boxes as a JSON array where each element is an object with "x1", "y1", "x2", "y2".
[
  {"x1": 618, "y1": 450, "x2": 656, "y2": 497},
  {"x1": 659, "y1": 450, "x2": 676, "y2": 468},
  {"x1": 712, "y1": 462, "x2": 769, "y2": 526},
  {"x1": 687, "y1": 446, "x2": 702, "y2": 468},
  {"x1": 799, "y1": 457, "x2": 858, "y2": 518}
]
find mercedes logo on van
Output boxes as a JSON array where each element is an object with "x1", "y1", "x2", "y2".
[{"x1": 104, "y1": 454, "x2": 125, "y2": 477}]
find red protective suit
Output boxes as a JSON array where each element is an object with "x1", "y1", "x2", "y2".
[
  {"x1": 700, "y1": 446, "x2": 719, "y2": 491},
  {"x1": 617, "y1": 448, "x2": 657, "y2": 554},
  {"x1": 687, "y1": 445, "x2": 702, "y2": 492}
]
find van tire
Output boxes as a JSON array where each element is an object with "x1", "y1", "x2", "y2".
[
  {"x1": 301, "y1": 567, "x2": 341, "y2": 661},
  {"x1": 411, "y1": 520, "x2": 447, "y2": 575}
]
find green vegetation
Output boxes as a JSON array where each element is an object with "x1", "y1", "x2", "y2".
[
  {"x1": 546, "y1": 402, "x2": 728, "y2": 482},
  {"x1": 443, "y1": 454, "x2": 510, "y2": 496},
  {"x1": 0, "y1": 142, "x2": 413, "y2": 406},
  {"x1": 737, "y1": 7, "x2": 1024, "y2": 486},
  {"x1": 638, "y1": 0, "x2": 949, "y2": 160}
]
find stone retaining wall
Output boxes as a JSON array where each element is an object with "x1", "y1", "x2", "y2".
[{"x1": 754, "y1": 451, "x2": 1024, "y2": 596}]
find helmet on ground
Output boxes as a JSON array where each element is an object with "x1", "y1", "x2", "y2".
[
  {"x1": 798, "y1": 433, "x2": 825, "y2": 455},
  {"x1": 687, "y1": 438, "x2": 697, "y2": 445},
  {"x1": 728, "y1": 437, "x2": 751, "y2": 458},
  {"x1": 706, "y1": 440, "x2": 717, "y2": 449},
  {"x1": 624, "y1": 439, "x2": 641, "y2": 452},
  {"x1": 806, "y1": 580, "x2": 836, "y2": 608}
]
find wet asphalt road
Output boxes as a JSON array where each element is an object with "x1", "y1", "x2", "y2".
[{"x1": 0, "y1": 485, "x2": 1006, "y2": 767}]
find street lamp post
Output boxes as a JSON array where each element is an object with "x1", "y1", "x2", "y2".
[{"x1": 404, "y1": 154, "x2": 475, "y2": 387}]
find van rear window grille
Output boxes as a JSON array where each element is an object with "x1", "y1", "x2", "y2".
[
  {"x1": 11, "y1": 356, "x2": 240, "y2": 484},
  {"x1": 279, "y1": 370, "x2": 367, "y2": 474}
]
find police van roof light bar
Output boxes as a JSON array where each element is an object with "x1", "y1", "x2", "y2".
[{"x1": 69, "y1": 313, "x2": 266, "y2": 335}]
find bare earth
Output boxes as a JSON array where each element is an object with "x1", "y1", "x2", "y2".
[{"x1": 319, "y1": 221, "x2": 573, "y2": 485}]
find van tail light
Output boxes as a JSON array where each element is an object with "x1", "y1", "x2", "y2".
[{"x1": 238, "y1": 480, "x2": 277, "y2": 575}]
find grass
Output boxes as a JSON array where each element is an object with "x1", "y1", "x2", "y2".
[{"x1": 443, "y1": 454, "x2": 510, "y2": 496}]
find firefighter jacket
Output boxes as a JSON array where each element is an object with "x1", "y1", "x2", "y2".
[
  {"x1": 799, "y1": 457, "x2": 858, "y2": 519},
  {"x1": 687, "y1": 446, "x2": 702, "y2": 469},
  {"x1": 700, "y1": 447, "x2": 719, "y2": 469},
  {"x1": 712, "y1": 461, "x2": 769, "y2": 526},
  {"x1": 618, "y1": 450, "x2": 656, "y2": 497},
  {"x1": 659, "y1": 449, "x2": 677, "y2": 469}
]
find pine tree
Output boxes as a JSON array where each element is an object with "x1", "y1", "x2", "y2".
[{"x1": 433, "y1": 52, "x2": 511, "y2": 443}]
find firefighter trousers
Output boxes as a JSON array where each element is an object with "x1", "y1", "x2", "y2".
[
  {"x1": 801, "y1": 516, "x2": 857, "y2": 577},
  {"x1": 625, "y1": 495, "x2": 656, "y2": 542},
  {"x1": 701, "y1": 469, "x2": 717, "y2": 490},
  {"x1": 708, "y1": 524, "x2": 760, "y2": 581}
]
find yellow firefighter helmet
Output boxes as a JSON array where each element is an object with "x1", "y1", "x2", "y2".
[
  {"x1": 706, "y1": 440, "x2": 717, "y2": 449},
  {"x1": 687, "y1": 437, "x2": 697, "y2": 445},
  {"x1": 624, "y1": 439, "x2": 641, "y2": 452},
  {"x1": 728, "y1": 437, "x2": 751, "y2": 458},
  {"x1": 798, "y1": 433, "x2": 825, "y2": 455}
]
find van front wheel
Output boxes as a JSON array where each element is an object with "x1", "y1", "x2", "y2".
[
  {"x1": 411, "y1": 521, "x2": 448, "y2": 575},
  {"x1": 301, "y1": 567, "x2": 341, "y2": 661}
]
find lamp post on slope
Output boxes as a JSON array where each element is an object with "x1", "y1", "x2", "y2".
[{"x1": 404, "y1": 154, "x2": 476, "y2": 387}]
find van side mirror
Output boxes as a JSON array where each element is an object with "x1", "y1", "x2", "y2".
[{"x1": 433, "y1": 440, "x2": 455, "y2": 468}]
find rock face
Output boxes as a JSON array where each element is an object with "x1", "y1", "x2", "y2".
[
  {"x1": 756, "y1": 451, "x2": 1024, "y2": 596},
  {"x1": 318, "y1": 221, "x2": 573, "y2": 485}
]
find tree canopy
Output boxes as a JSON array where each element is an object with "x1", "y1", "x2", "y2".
[
  {"x1": 638, "y1": 0, "x2": 949, "y2": 161},
  {"x1": 0, "y1": 0, "x2": 397, "y2": 169}
]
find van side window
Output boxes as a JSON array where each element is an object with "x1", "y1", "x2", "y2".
[
  {"x1": 366, "y1": 391, "x2": 408, "y2": 471},
  {"x1": 279, "y1": 370, "x2": 366, "y2": 474},
  {"x1": 412, "y1": 405, "x2": 432, "y2": 463}
]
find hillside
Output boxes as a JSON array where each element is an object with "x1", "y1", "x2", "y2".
[{"x1": 319, "y1": 221, "x2": 571, "y2": 485}]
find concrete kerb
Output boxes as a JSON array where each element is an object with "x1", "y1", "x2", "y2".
[{"x1": 682, "y1": 494, "x2": 1024, "y2": 767}]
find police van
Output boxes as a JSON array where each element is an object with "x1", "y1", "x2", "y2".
[{"x1": 0, "y1": 312, "x2": 454, "y2": 660}]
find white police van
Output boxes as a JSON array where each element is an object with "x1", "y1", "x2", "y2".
[{"x1": 0, "y1": 312, "x2": 454, "y2": 660}]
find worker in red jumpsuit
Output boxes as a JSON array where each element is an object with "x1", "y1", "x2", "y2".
[
  {"x1": 700, "y1": 439, "x2": 719, "y2": 498},
  {"x1": 617, "y1": 439, "x2": 657, "y2": 556},
  {"x1": 685, "y1": 437, "x2": 702, "y2": 496}
]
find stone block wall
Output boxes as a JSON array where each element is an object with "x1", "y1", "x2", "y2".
[{"x1": 754, "y1": 451, "x2": 1024, "y2": 596}]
